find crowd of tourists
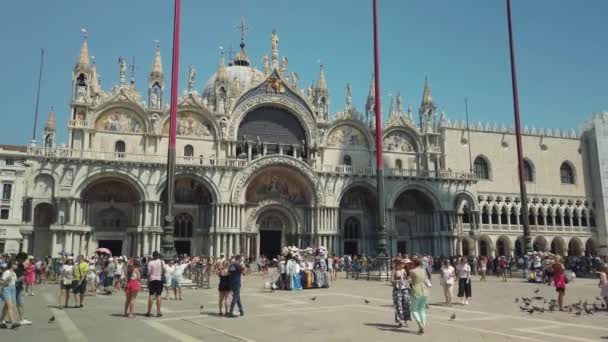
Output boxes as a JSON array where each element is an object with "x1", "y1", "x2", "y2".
[{"x1": 1, "y1": 250, "x2": 607, "y2": 332}]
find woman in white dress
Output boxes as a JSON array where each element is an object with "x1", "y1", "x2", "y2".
[{"x1": 440, "y1": 259, "x2": 456, "y2": 306}]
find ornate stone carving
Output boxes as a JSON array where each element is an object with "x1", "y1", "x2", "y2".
[
  {"x1": 383, "y1": 132, "x2": 414, "y2": 152},
  {"x1": 95, "y1": 109, "x2": 144, "y2": 133},
  {"x1": 231, "y1": 156, "x2": 324, "y2": 205},
  {"x1": 326, "y1": 126, "x2": 367, "y2": 147},
  {"x1": 60, "y1": 168, "x2": 74, "y2": 186},
  {"x1": 162, "y1": 112, "x2": 213, "y2": 138}
]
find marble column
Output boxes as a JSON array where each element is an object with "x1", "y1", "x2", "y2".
[
  {"x1": 51, "y1": 232, "x2": 57, "y2": 257},
  {"x1": 22, "y1": 234, "x2": 30, "y2": 255},
  {"x1": 136, "y1": 233, "x2": 142, "y2": 256},
  {"x1": 235, "y1": 234, "x2": 241, "y2": 255},
  {"x1": 254, "y1": 234, "x2": 260, "y2": 258},
  {"x1": 66, "y1": 231, "x2": 73, "y2": 255},
  {"x1": 228, "y1": 234, "x2": 234, "y2": 257},
  {"x1": 215, "y1": 233, "x2": 221, "y2": 257}
]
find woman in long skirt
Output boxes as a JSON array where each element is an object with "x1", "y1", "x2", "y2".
[
  {"x1": 392, "y1": 259, "x2": 412, "y2": 327},
  {"x1": 409, "y1": 257, "x2": 430, "y2": 335}
]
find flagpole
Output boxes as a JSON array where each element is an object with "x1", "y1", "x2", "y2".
[
  {"x1": 372, "y1": 0, "x2": 388, "y2": 256},
  {"x1": 31, "y1": 49, "x2": 45, "y2": 146},
  {"x1": 161, "y1": 0, "x2": 181, "y2": 258},
  {"x1": 506, "y1": 0, "x2": 532, "y2": 254}
]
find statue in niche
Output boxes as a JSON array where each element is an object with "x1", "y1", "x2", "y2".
[
  {"x1": 281, "y1": 56, "x2": 288, "y2": 71},
  {"x1": 309, "y1": 142, "x2": 318, "y2": 164},
  {"x1": 151, "y1": 114, "x2": 160, "y2": 133},
  {"x1": 238, "y1": 135, "x2": 248, "y2": 158},
  {"x1": 262, "y1": 55, "x2": 270, "y2": 72},
  {"x1": 219, "y1": 118, "x2": 227, "y2": 137},
  {"x1": 300, "y1": 139, "x2": 308, "y2": 159},
  {"x1": 76, "y1": 85, "x2": 87, "y2": 103},
  {"x1": 255, "y1": 136, "x2": 263, "y2": 157}
]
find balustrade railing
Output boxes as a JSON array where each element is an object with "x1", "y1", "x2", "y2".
[{"x1": 28, "y1": 146, "x2": 476, "y2": 180}]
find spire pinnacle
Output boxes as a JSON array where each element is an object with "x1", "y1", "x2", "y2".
[
  {"x1": 368, "y1": 74, "x2": 375, "y2": 98},
  {"x1": 217, "y1": 48, "x2": 227, "y2": 81},
  {"x1": 316, "y1": 64, "x2": 327, "y2": 90},
  {"x1": 149, "y1": 41, "x2": 164, "y2": 85},
  {"x1": 45, "y1": 106, "x2": 56, "y2": 131},
  {"x1": 234, "y1": 18, "x2": 250, "y2": 67},
  {"x1": 421, "y1": 76, "x2": 434, "y2": 108},
  {"x1": 75, "y1": 29, "x2": 90, "y2": 69},
  {"x1": 90, "y1": 56, "x2": 101, "y2": 94}
]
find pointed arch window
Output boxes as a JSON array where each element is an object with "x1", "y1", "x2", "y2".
[
  {"x1": 524, "y1": 159, "x2": 534, "y2": 182},
  {"x1": 343, "y1": 155, "x2": 352, "y2": 166},
  {"x1": 76, "y1": 74, "x2": 87, "y2": 86},
  {"x1": 473, "y1": 156, "x2": 490, "y2": 180},
  {"x1": 184, "y1": 145, "x2": 194, "y2": 159},
  {"x1": 174, "y1": 213, "x2": 193, "y2": 238},
  {"x1": 560, "y1": 162, "x2": 575, "y2": 184},
  {"x1": 114, "y1": 140, "x2": 126, "y2": 158}
]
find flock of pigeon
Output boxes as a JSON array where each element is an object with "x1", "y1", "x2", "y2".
[{"x1": 515, "y1": 288, "x2": 607, "y2": 316}]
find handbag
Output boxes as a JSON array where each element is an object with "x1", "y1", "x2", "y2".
[
  {"x1": 160, "y1": 260, "x2": 166, "y2": 283},
  {"x1": 424, "y1": 272, "x2": 432, "y2": 288}
]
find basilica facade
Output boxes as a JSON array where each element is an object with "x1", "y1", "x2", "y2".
[{"x1": 0, "y1": 30, "x2": 606, "y2": 259}]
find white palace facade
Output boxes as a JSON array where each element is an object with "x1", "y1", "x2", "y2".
[{"x1": 0, "y1": 30, "x2": 607, "y2": 258}]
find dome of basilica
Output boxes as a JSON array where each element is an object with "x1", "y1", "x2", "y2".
[{"x1": 201, "y1": 64, "x2": 264, "y2": 98}]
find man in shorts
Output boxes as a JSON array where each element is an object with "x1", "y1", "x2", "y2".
[
  {"x1": 146, "y1": 251, "x2": 164, "y2": 317},
  {"x1": 73, "y1": 255, "x2": 89, "y2": 308}
]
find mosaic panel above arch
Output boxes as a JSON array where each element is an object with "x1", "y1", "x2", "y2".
[
  {"x1": 162, "y1": 111, "x2": 214, "y2": 138},
  {"x1": 383, "y1": 131, "x2": 416, "y2": 152},
  {"x1": 326, "y1": 125, "x2": 367, "y2": 147},
  {"x1": 95, "y1": 109, "x2": 144, "y2": 133},
  {"x1": 245, "y1": 167, "x2": 310, "y2": 205}
]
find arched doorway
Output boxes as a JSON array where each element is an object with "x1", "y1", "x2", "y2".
[
  {"x1": 83, "y1": 178, "x2": 141, "y2": 256},
  {"x1": 174, "y1": 213, "x2": 193, "y2": 255},
  {"x1": 257, "y1": 210, "x2": 288, "y2": 258},
  {"x1": 514, "y1": 237, "x2": 524, "y2": 256},
  {"x1": 32, "y1": 203, "x2": 55, "y2": 257},
  {"x1": 496, "y1": 236, "x2": 511, "y2": 256},
  {"x1": 533, "y1": 236, "x2": 548, "y2": 252},
  {"x1": 585, "y1": 238, "x2": 597, "y2": 256},
  {"x1": 394, "y1": 189, "x2": 436, "y2": 255},
  {"x1": 551, "y1": 237, "x2": 566, "y2": 256},
  {"x1": 461, "y1": 237, "x2": 473, "y2": 257},
  {"x1": 343, "y1": 217, "x2": 361, "y2": 255},
  {"x1": 479, "y1": 238, "x2": 490, "y2": 257},
  {"x1": 568, "y1": 237, "x2": 583, "y2": 256},
  {"x1": 161, "y1": 176, "x2": 213, "y2": 256},
  {"x1": 244, "y1": 166, "x2": 313, "y2": 257},
  {"x1": 340, "y1": 186, "x2": 376, "y2": 255}
]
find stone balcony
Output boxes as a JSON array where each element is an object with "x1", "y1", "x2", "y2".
[
  {"x1": 461, "y1": 223, "x2": 593, "y2": 235},
  {"x1": 28, "y1": 147, "x2": 476, "y2": 182}
]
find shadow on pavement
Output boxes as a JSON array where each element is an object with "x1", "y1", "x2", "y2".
[{"x1": 364, "y1": 323, "x2": 417, "y2": 334}]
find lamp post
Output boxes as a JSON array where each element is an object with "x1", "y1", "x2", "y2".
[
  {"x1": 372, "y1": 0, "x2": 388, "y2": 257},
  {"x1": 160, "y1": 0, "x2": 182, "y2": 259}
]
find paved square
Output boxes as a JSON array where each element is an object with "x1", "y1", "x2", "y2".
[{"x1": 5, "y1": 273, "x2": 608, "y2": 342}]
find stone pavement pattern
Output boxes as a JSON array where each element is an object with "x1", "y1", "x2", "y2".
[{"x1": 4, "y1": 274, "x2": 608, "y2": 342}]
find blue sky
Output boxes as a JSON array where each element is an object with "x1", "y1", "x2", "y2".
[{"x1": 0, "y1": 0, "x2": 606, "y2": 145}]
